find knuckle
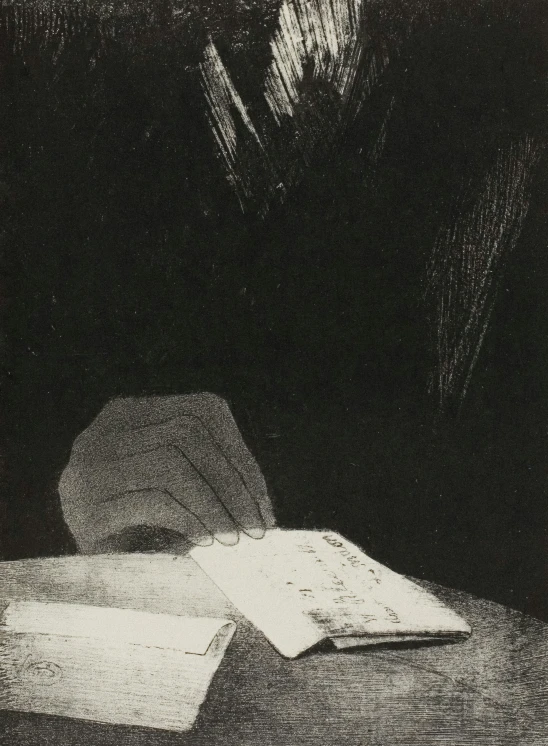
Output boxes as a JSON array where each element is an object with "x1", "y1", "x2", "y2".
[
  {"x1": 72, "y1": 429, "x2": 88, "y2": 450},
  {"x1": 149, "y1": 395, "x2": 187, "y2": 417},
  {"x1": 174, "y1": 413, "x2": 204, "y2": 438},
  {"x1": 106, "y1": 396, "x2": 133, "y2": 411},
  {"x1": 71, "y1": 427, "x2": 94, "y2": 456},
  {"x1": 197, "y1": 391, "x2": 229, "y2": 411},
  {"x1": 96, "y1": 397, "x2": 126, "y2": 422},
  {"x1": 70, "y1": 433, "x2": 108, "y2": 468},
  {"x1": 96, "y1": 396, "x2": 148, "y2": 430}
]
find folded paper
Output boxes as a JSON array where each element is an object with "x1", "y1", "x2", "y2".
[
  {"x1": 0, "y1": 601, "x2": 235, "y2": 731},
  {"x1": 191, "y1": 529, "x2": 471, "y2": 658}
]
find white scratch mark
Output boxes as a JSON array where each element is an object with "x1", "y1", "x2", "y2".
[
  {"x1": 201, "y1": 41, "x2": 263, "y2": 155},
  {"x1": 264, "y1": 0, "x2": 365, "y2": 123},
  {"x1": 369, "y1": 95, "x2": 395, "y2": 165},
  {"x1": 200, "y1": 40, "x2": 264, "y2": 207},
  {"x1": 426, "y1": 136, "x2": 543, "y2": 411}
]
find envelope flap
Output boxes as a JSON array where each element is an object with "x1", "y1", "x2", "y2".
[{"x1": 1, "y1": 600, "x2": 234, "y2": 655}]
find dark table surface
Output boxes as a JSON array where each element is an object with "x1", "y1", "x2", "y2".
[{"x1": 0, "y1": 552, "x2": 546, "y2": 745}]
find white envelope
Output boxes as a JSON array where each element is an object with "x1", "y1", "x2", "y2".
[{"x1": 0, "y1": 600, "x2": 235, "y2": 731}]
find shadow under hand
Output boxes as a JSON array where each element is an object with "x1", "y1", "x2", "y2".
[{"x1": 93, "y1": 526, "x2": 194, "y2": 555}]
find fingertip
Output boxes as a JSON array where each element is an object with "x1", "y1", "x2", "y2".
[
  {"x1": 243, "y1": 524, "x2": 265, "y2": 540},
  {"x1": 215, "y1": 531, "x2": 239, "y2": 546},
  {"x1": 190, "y1": 533, "x2": 214, "y2": 547}
]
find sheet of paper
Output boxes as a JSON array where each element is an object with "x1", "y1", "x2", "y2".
[
  {"x1": 191, "y1": 529, "x2": 471, "y2": 658},
  {"x1": 0, "y1": 601, "x2": 235, "y2": 731}
]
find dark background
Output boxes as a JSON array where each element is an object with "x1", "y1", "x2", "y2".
[{"x1": 1, "y1": 0, "x2": 547, "y2": 619}]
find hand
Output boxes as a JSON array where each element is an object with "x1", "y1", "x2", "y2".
[{"x1": 59, "y1": 393, "x2": 275, "y2": 553}]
